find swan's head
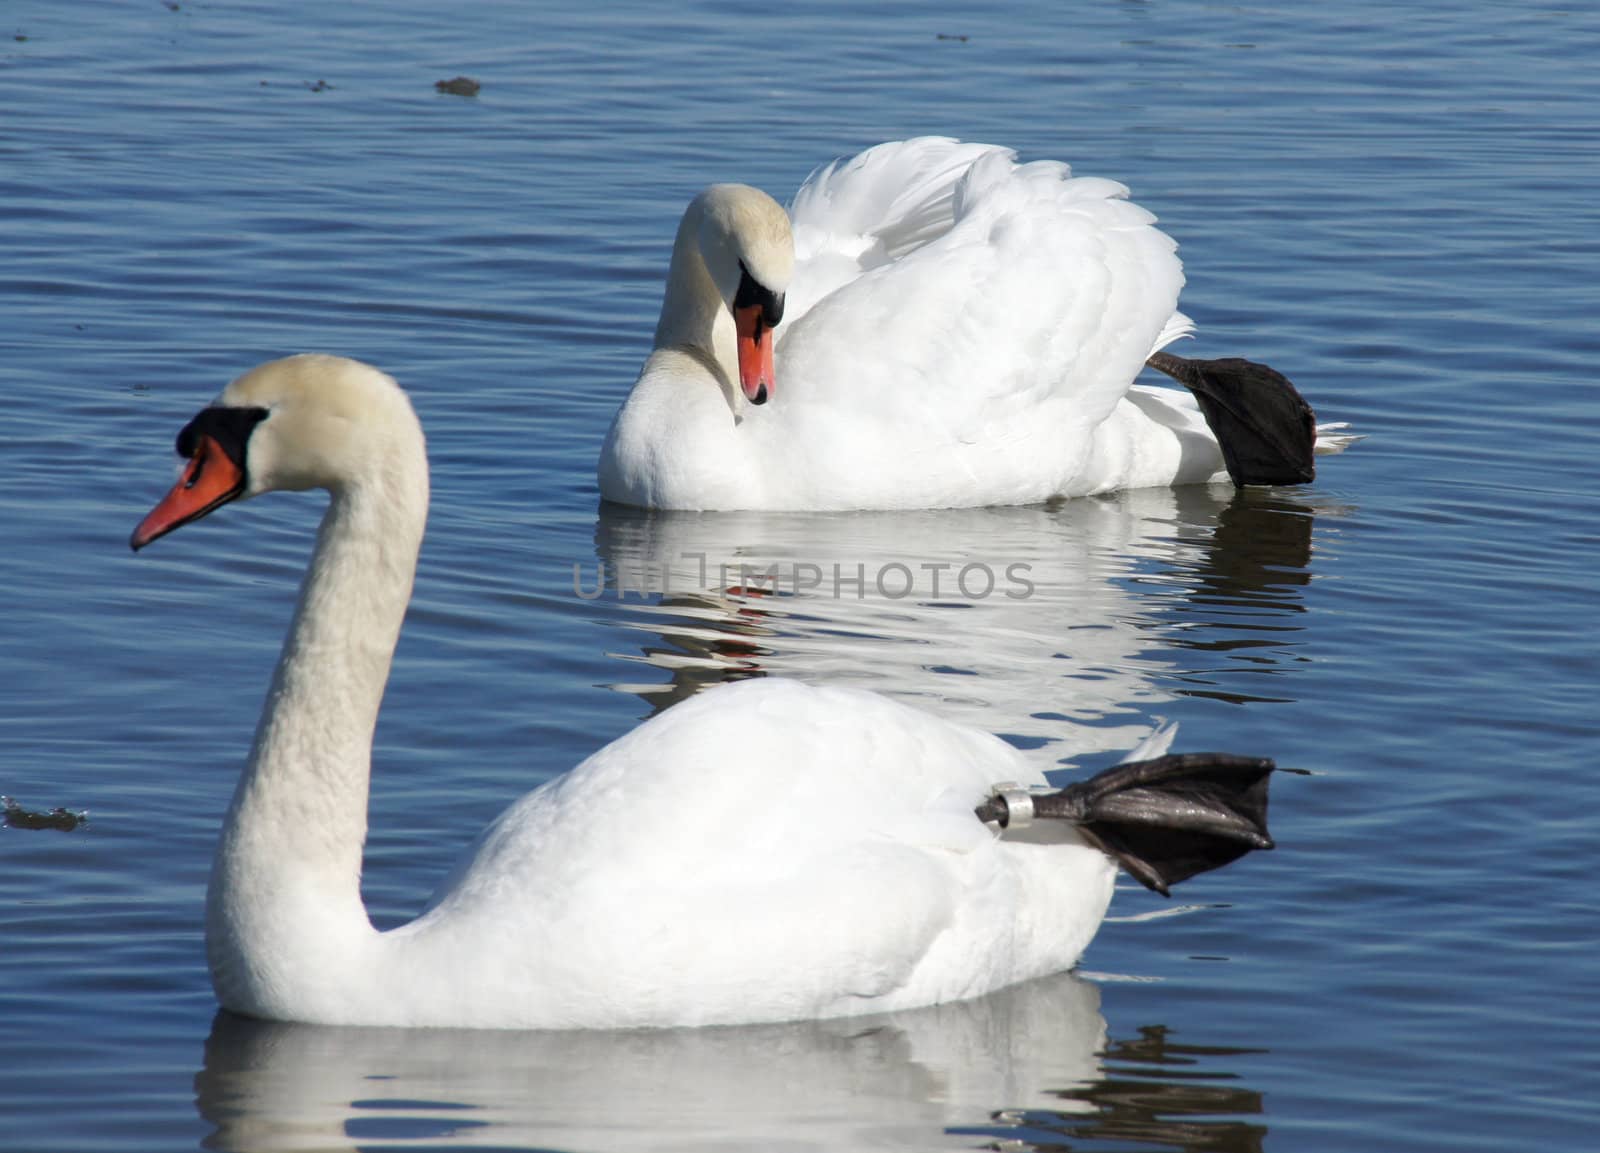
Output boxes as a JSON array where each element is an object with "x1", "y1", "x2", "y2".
[
  {"x1": 130, "y1": 354, "x2": 424, "y2": 550},
  {"x1": 694, "y1": 183, "x2": 792, "y2": 405}
]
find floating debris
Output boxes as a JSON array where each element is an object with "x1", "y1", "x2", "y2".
[
  {"x1": 435, "y1": 75, "x2": 480, "y2": 97},
  {"x1": 935, "y1": 32, "x2": 969, "y2": 42},
  {"x1": 2, "y1": 796, "x2": 88, "y2": 832},
  {"x1": 257, "y1": 79, "x2": 336, "y2": 92}
]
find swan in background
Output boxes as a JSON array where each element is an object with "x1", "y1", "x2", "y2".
[
  {"x1": 131, "y1": 354, "x2": 1274, "y2": 1029},
  {"x1": 599, "y1": 137, "x2": 1356, "y2": 511}
]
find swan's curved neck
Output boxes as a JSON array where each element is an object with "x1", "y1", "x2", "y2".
[
  {"x1": 652, "y1": 201, "x2": 738, "y2": 403},
  {"x1": 206, "y1": 457, "x2": 427, "y2": 1018}
]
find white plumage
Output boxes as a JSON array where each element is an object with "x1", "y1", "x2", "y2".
[
  {"x1": 134, "y1": 355, "x2": 1147, "y2": 1030},
  {"x1": 600, "y1": 137, "x2": 1349, "y2": 510}
]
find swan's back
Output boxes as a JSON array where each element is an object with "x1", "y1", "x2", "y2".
[
  {"x1": 781, "y1": 140, "x2": 1182, "y2": 422},
  {"x1": 400, "y1": 680, "x2": 1115, "y2": 1028},
  {"x1": 786, "y1": 138, "x2": 1009, "y2": 321}
]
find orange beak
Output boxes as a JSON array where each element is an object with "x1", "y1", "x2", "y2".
[
  {"x1": 130, "y1": 433, "x2": 248, "y2": 551},
  {"x1": 735, "y1": 302, "x2": 775, "y2": 405}
]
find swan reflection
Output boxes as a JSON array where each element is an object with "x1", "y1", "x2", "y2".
[
  {"x1": 195, "y1": 973, "x2": 1271, "y2": 1152},
  {"x1": 589, "y1": 485, "x2": 1336, "y2": 754},
  {"x1": 195, "y1": 972, "x2": 1103, "y2": 1152},
  {"x1": 997, "y1": 1024, "x2": 1271, "y2": 1153}
]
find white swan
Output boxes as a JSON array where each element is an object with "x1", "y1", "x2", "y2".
[
  {"x1": 132, "y1": 354, "x2": 1276, "y2": 1029},
  {"x1": 599, "y1": 137, "x2": 1354, "y2": 511}
]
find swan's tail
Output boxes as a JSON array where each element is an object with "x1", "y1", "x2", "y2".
[
  {"x1": 1312, "y1": 422, "x2": 1362, "y2": 456},
  {"x1": 977, "y1": 753, "x2": 1275, "y2": 896}
]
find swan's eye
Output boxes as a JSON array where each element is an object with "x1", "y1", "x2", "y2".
[
  {"x1": 174, "y1": 405, "x2": 270, "y2": 468},
  {"x1": 734, "y1": 262, "x2": 785, "y2": 329}
]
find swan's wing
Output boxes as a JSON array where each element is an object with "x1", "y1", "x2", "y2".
[
  {"x1": 786, "y1": 137, "x2": 1015, "y2": 325},
  {"x1": 779, "y1": 147, "x2": 1186, "y2": 444},
  {"x1": 419, "y1": 681, "x2": 1024, "y2": 1021}
]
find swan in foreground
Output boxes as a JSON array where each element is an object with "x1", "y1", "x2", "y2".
[
  {"x1": 133, "y1": 354, "x2": 1277, "y2": 1029},
  {"x1": 600, "y1": 137, "x2": 1355, "y2": 511}
]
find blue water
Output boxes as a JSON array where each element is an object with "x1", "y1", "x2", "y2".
[{"x1": 3, "y1": 1, "x2": 1598, "y2": 1149}]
